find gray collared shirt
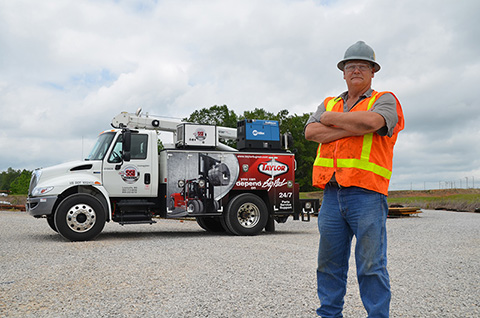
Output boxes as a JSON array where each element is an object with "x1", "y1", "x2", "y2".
[{"x1": 305, "y1": 88, "x2": 399, "y2": 137}]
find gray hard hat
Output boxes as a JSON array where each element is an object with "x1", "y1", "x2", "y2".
[{"x1": 337, "y1": 41, "x2": 381, "y2": 72}]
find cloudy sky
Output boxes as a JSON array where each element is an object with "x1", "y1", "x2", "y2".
[{"x1": 1, "y1": 0, "x2": 479, "y2": 191}]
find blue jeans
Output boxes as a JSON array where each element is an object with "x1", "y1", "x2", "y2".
[{"x1": 316, "y1": 185, "x2": 390, "y2": 318}]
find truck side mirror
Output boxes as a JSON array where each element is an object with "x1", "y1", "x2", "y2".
[{"x1": 122, "y1": 129, "x2": 132, "y2": 162}]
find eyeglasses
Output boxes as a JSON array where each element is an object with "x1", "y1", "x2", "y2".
[{"x1": 344, "y1": 64, "x2": 372, "y2": 72}]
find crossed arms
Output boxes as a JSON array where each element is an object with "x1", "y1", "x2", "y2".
[{"x1": 304, "y1": 111, "x2": 386, "y2": 144}]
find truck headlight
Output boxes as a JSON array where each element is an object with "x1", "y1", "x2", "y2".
[
  {"x1": 32, "y1": 186, "x2": 54, "y2": 196},
  {"x1": 28, "y1": 169, "x2": 42, "y2": 195}
]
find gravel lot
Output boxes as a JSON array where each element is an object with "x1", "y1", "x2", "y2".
[{"x1": 1, "y1": 210, "x2": 479, "y2": 317}]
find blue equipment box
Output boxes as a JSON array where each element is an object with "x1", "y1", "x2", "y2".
[{"x1": 237, "y1": 119, "x2": 281, "y2": 150}]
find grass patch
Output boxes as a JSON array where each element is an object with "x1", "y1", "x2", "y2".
[
  {"x1": 301, "y1": 189, "x2": 480, "y2": 212},
  {"x1": 388, "y1": 190, "x2": 480, "y2": 212}
]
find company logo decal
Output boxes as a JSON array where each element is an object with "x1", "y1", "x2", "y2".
[
  {"x1": 258, "y1": 159, "x2": 289, "y2": 177},
  {"x1": 252, "y1": 130, "x2": 265, "y2": 136},
  {"x1": 120, "y1": 165, "x2": 140, "y2": 184},
  {"x1": 194, "y1": 128, "x2": 207, "y2": 141}
]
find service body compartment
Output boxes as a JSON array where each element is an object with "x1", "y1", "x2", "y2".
[{"x1": 160, "y1": 149, "x2": 296, "y2": 217}]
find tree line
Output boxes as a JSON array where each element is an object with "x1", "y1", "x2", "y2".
[
  {"x1": 184, "y1": 105, "x2": 317, "y2": 192},
  {"x1": 0, "y1": 168, "x2": 32, "y2": 195}
]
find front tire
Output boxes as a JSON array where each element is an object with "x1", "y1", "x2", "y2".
[
  {"x1": 224, "y1": 193, "x2": 268, "y2": 236},
  {"x1": 46, "y1": 216, "x2": 57, "y2": 233},
  {"x1": 54, "y1": 194, "x2": 106, "y2": 241}
]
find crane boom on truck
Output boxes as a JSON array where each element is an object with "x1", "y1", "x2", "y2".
[
  {"x1": 113, "y1": 110, "x2": 180, "y2": 130},
  {"x1": 112, "y1": 108, "x2": 238, "y2": 151},
  {"x1": 26, "y1": 109, "x2": 317, "y2": 241}
]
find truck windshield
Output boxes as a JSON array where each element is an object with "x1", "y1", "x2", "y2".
[{"x1": 86, "y1": 132, "x2": 116, "y2": 160}]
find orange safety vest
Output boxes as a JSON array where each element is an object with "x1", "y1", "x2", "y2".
[{"x1": 312, "y1": 91, "x2": 404, "y2": 196}]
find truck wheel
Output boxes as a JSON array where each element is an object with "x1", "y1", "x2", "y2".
[
  {"x1": 46, "y1": 216, "x2": 58, "y2": 233},
  {"x1": 168, "y1": 197, "x2": 175, "y2": 210},
  {"x1": 196, "y1": 217, "x2": 226, "y2": 232},
  {"x1": 187, "y1": 200, "x2": 204, "y2": 213},
  {"x1": 187, "y1": 200, "x2": 197, "y2": 213},
  {"x1": 224, "y1": 193, "x2": 268, "y2": 236},
  {"x1": 54, "y1": 194, "x2": 106, "y2": 241}
]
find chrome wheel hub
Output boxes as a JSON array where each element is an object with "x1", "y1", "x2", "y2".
[
  {"x1": 66, "y1": 203, "x2": 96, "y2": 233},
  {"x1": 237, "y1": 203, "x2": 260, "y2": 228}
]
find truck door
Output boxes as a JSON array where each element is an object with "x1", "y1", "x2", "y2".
[{"x1": 102, "y1": 132, "x2": 154, "y2": 197}]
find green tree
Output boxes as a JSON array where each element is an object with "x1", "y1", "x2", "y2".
[
  {"x1": 280, "y1": 112, "x2": 318, "y2": 192},
  {"x1": 10, "y1": 170, "x2": 32, "y2": 195},
  {"x1": 184, "y1": 105, "x2": 238, "y2": 128},
  {"x1": 241, "y1": 108, "x2": 276, "y2": 121},
  {"x1": 0, "y1": 168, "x2": 22, "y2": 192}
]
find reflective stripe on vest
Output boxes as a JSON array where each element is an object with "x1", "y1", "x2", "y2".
[{"x1": 313, "y1": 93, "x2": 393, "y2": 180}]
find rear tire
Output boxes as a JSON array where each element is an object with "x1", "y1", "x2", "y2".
[
  {"x1": 196, "y1": 217, "x2": 226, "y2": 232},
  {"x1": 54, "y1": 194, "x2": 106, "y2": 241},
  {"x1": 224, "y1": 193, "x2": 268, "y2": 236}
]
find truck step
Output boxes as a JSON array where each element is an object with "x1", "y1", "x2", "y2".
[
  {"x1": 116, "y1": 200, "x2": 156, "y2": 207},
  {"x1": 113, "y1": 212, "x2": 155, "y2": 223}
]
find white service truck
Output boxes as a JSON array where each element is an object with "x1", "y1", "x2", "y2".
[{"x1": 27, "y1": 110, "x2": 317, "y2": 241}]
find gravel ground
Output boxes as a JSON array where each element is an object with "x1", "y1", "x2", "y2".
[{"x1": 0, "y1": 210, "x2": 479, "y2": 318}]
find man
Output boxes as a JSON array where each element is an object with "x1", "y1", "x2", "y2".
[{"x1": 304, "y1": 41, "x2": 404, "y2": 317}]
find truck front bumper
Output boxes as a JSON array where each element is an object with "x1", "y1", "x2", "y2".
[{"x1": 26, "y1": 196, "x2": 57, "y2": 217}]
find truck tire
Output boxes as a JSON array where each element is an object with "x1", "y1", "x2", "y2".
[
  {"x1": 265, "y1": 215, "x2": 275, "y2": 233},
  {"x1": 54, "y1": 194, "x2": 106, "y2": 241},
  {"x1": 187, "y1": 200, "x2": 204, "y2": 213},
  {"x1": 224, "y1": 193, "x2": 268, "y2": 236},
  {"x1": 168, "y1": 197, "x2": 175, "y2": 210},
  {"x1": 46, "y1": 216, "x2": 58, "y2": 233},
  {"x1": 187, "y1": 200, "x2": 198, "y2": 213},
  {"x1": 196, "y1": 217, "x2": 226, "y2": 232}
]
